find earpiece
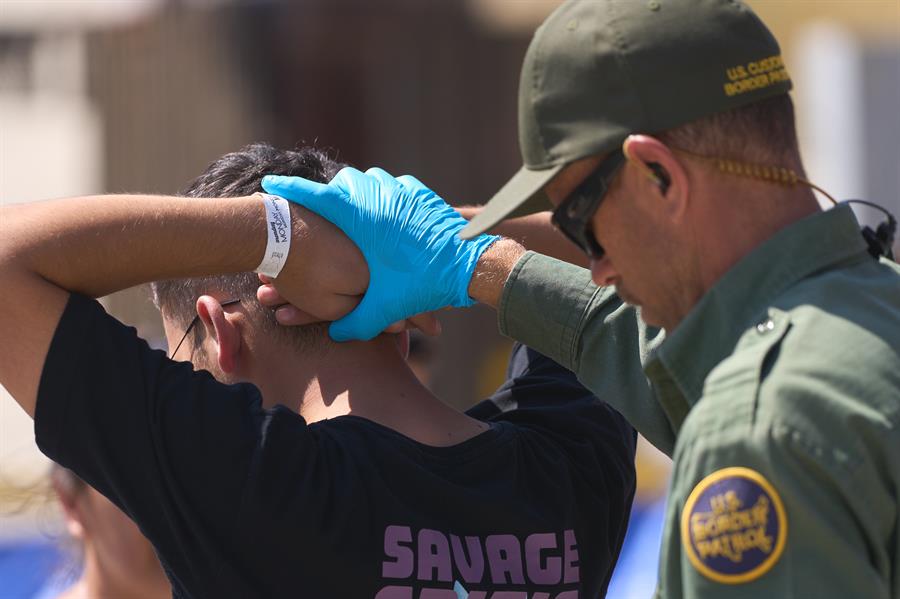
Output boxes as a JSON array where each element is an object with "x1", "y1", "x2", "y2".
[
  {"x1": 846, "y1": 200, "x2": 896, "y2": 260},
  {"x1": 622, "y1": 137, "x2": 671, "y2": 195},
  {"x1": 648, "y1": 162, "x2": 670, "y2": 195}
]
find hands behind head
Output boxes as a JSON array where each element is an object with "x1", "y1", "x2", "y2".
[
  {"x1": 257, "y1": 275, "x2": 442, "y2": 337},
  {"x1": 260, "y1": 166, "x2": 498, "y2": 341}
]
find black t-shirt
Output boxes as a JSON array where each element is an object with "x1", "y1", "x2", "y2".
[{"x1": 35, "y1": 294, "x2": 635, "y2": 598}]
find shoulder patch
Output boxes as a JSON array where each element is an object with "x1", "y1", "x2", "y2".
[{"x1": 681, "y1": 467, "x2": 787, "y2": 584}]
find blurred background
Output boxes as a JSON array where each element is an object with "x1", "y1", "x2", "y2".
[{"x1": 0, "y1": 0, "x2": 897, "y2": 596}]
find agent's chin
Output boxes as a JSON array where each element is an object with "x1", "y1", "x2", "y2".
[
  {"x1": 616, "y1": 287, "x2": 667, "y2": 328},
  {"x1": 614, "y1": 285, "x2": 639, "y2": 308}
]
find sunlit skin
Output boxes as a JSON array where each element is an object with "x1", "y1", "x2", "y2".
[
  {"x1": 542, "y1": 135, "x2": 821, "y2": 331},
  {"x1": 160, "y1": 296, "x2": 486, "y2": 444},
  {"x1": 257, "y1": 273, "x2": 442, "y2": 336},
  {"x1": 256, "y1": 134, "x2": 821, "y2": 334},
  {"x1": 54, "y1": 481, "x2": 170, "y2": 599}
]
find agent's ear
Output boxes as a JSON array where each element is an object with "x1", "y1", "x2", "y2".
[
  {"x1": 195, "y1": 296, "x2": 242, "y2": 374},
  {"x1": 623, "y1": 134, "x2": 690, "y2": 221}
]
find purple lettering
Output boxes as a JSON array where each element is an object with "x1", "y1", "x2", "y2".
[
  {"x1": 418, "y1": 529, "x2": 452, "y2": 582},
  {"x1": 555, "y1": 592, "x2": 578, "y2": 599},
  {"x1": 524, "y1": 533, "x2": 561, "y2": 584},
  {"x1": 450, "y1": 534, "x2": 485, "y2": 583},
  {"x1": 488, "y1": 593, "x2": 527, "y2": 599},
  {"x1": 485, "y1": 535, "x2": 525, "y2": 584},
  {"x1": 374, "y1": 586, "x2": 413, "y2": 599},
  {"x1": 420, "y1": 590, "x2": 457, "y2": 599},
  {"x1": 562, "y1": 529, "x2": 579, "y2": 584},
  {"x1": 383, "y1": 525, "x2": 415, "y2": 579}
]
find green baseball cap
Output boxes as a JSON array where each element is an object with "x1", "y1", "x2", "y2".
[{"x1": 461, "y1": 0, "x2": 792, "y2": 239}]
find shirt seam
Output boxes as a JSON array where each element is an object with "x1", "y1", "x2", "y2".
[
  {"x1": 498, "y1": 250, "x2": 536, "y2": 336},
  {"x1": 569, "y1": 282, "x2": 610, "y2": 373},
  {"x1": 677, "y1": 413, "x2": 865, "y2": 477}
]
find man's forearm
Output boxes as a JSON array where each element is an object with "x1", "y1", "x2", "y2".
[
  {"x1": 0, "y1": 193, "x2": 367, "y2": 416},
  {"x1": 0, "y1": 194, "x2": 267, "y2": 416},
  {"x1": 456, "y1": 207, "x2": 588, "y2": 268},
  {"x1": 467, "y1": 238, "x2": 526, "y2": 308},
  {"x1": 3, "y1": 195, "x2": 265, "y2": 298}
]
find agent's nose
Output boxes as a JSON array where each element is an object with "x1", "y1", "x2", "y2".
[{"x1": 590, "y1": 256, "x2": 619, "y2": 287}]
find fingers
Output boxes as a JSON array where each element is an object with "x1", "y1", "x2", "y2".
[
  {"x1": 328, "y1": 294, "x2": 386, "y2": 342},
  {"x1": 261, "y1": 174, "x2": 346, "y2": 225},
  {"x1": 383, "y1": 320, "x2": 408, "y2": 334},
  {"x1": 259, "y1": 281, "x2": 441, "y2": 338},
  {"x1": 330, "y1": 166, "x2": 375, "y2": 203},
  {"x1": 257, "y1": 284, "x2": 360, "y2": 323},
  {"x1": 382, "y1": 313, "x2": 442, "y2": 336},
  {"x1": 367, "y1": 168, "x2": 444, "y2": 214},
  {"x1": 364, "y1": 167, "x2": 400, "y2": 189},
  {"x1": 269, "y1": 297, "x2": 360, "y2": 325},
  {"x1": 395, "y1": 174, "x2": 429, "y2": 194},
  {"x1": 313, "y1": 294, "x2": 362, "y2": 322},
  {"x1": 363, "y1": 167, "x2": 439, "y2": 206},
  {"x1": 363, "y1": 168, "x2": 430, "y2": 199},
  {"x1": 273, "y1": 305, "x2": 320, "y2": 327},
  {"x1": 257, "y1": 283, "x2": 284, "y2": 308},
  {"x1": 396, "y1": 173, "x2": 450, "y2": 212},
  {"x1": 409, "y1": 312, "x2": 442, "y2": 336}
]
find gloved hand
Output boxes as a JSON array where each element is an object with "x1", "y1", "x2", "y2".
[{"x1": 262, "y1": 167, "x2": 500, "y2": 341}]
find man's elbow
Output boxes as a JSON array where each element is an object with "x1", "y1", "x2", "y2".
[
  {"x1": 0, "y1": 203, "x2": 69, "y2": 418},
  {"x1": 0, "y1": 204, "x2": 30, "y2": 271}
]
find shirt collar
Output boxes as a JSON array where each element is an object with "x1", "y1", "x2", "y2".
[{"x1": 648, "y1": 204, "x2": 869, "y2": 407}]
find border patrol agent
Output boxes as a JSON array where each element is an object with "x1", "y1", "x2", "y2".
[{"x1": 260, "y1": 0, "x2": 900, "y2": 597}]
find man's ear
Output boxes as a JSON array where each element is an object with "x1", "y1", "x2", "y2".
[
  {"x1": 50, "y1": 475, "x2": 86, "y2": 539},
  {"x1": 196, "y1": 296, "x2": 242, "y2": 374},
  {"x1": 623, "y1": 134, "x2": 690, "y2": 221}
]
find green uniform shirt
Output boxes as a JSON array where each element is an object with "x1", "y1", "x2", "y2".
[{"x1": 499, "y1": 205, "x2": 900, "y2": 598}]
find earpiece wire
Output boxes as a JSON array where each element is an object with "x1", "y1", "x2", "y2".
[{"x1": 666, "y1": 146, "x2": 839, "y2": 206}]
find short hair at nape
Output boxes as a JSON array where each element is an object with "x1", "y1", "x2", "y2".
[
  {"x1": 151, "y1": 143, "x2": 345, "y2": 353},
  {"x1": 656, "y1": 93, "x2": 802, "y2": 171}
]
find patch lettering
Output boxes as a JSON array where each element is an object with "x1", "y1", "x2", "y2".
[{"x1": 681, "y1": 467, "x2": 787, "y2": 584}]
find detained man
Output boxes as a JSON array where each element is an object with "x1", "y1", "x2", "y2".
[{"x1": 0, "y1": 143, "x2": 636, "y2": 598}]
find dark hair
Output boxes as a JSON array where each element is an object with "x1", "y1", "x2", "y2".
[
  {"x1": 656, "y1": 93, "x2": 803, "y2": 172},
  {"x1": 150, "y1": 143, "x2": 346, "y2": 353}
]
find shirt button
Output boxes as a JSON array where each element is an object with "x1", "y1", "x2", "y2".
[{"x1": 756, "y1": 319, "x2": 775, "y2": 334}]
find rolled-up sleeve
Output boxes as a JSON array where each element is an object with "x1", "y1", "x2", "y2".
[{"x1": 498, "y1": 251, "x2": 676, "y2": 454}]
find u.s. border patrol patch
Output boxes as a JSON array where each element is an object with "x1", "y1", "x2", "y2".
[{"x1": 681, "y1": 467, "x2": 787, "y2": 584}]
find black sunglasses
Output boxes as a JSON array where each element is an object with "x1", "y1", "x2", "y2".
[
  {"x1": 170, "y1": 298, "x2": 241, "y2": 359},
  {"x1": 551, "y1": 149, "x2": 625, "y2": 259}
]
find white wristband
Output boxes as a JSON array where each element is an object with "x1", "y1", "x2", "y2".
[{"x1": 254, "y1": 193, "x2": 292, "y2": 278}]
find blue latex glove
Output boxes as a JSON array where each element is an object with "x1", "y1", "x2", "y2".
[{"x1": 262, "y1": 167, "x2": 500, "y2": 341}]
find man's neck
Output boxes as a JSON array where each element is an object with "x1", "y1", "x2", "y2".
[
  {"x1": 248, "y1": 336, "x2": 489, "y2": 447},
  {"x1": 696, "y1": 181, "x2": 822, "y2": 295},
  {"x1": 660, "y1": 178, "x2": 822, "y2": 332}
]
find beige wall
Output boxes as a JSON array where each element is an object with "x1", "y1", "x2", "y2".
[
  {"x1": 752, "y1": 0, "x2": 899, "y2": 41},
  {"x1": 468, "y1": 0, "x2": 900, "y2": 40}
]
